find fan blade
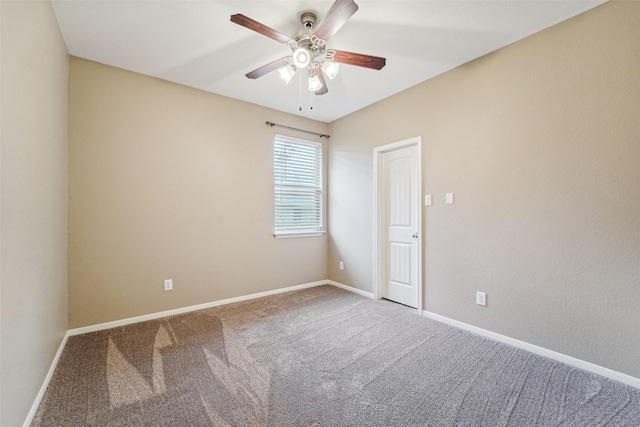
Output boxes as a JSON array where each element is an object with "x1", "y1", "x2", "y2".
[
  {"x1": 332, "y1": 50, "x2": 386, "y2": 70},
  {"x1": 313, "y1": 0, "x2": 359, "y2": 42},
  {"x1": 314, "y1": 69, "x2": 328, "y2": 95},
  {"x1": 230, "y1": 14, "x2": 292, "y2": 44},
  {"x1": 246, "y1": 57, "x2": 291, "y2": 79}
]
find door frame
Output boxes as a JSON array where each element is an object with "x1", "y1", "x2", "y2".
[{"x1": 373, "y1": 136, "x2": 423, "y2": 314}]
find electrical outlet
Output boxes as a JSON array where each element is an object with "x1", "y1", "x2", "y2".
[
  {"x1": 476, "y1": 291, "x2": 486, "y2": 306},
  {"x1": 164, "y1": 279, "x2": 173, "y2": 291},
  {"x1": 339, "y1": 261, "x2": 344, "y2": 271}
]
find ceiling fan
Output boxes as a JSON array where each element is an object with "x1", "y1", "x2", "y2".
[{"x1": 230, "y1": 0, "x2": 386, "y2": 96}]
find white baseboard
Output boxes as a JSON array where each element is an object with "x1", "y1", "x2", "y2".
[
  {"x1": 68, "y1": 280, "x2": 330, "y2": 336},
  {"x1": 326, "y1": 280, "x2": 375, "y2": 299},
  {"x1": 22, "y1": 331, "x2": 71, "y2": 427},
  {"x1": 68, "y1": 280, "x2": 372, "y2": 336},
  {"x1": 422, "y1": 310, "x2": 640, "y2": 390},
  {"x1": 67, "y1": 280, "x2": 372, "y2": 336}
]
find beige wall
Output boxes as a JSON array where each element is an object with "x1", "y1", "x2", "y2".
[
  {"x1": 0, "y1": 1, "x2": 69, "y2": 426},
  {"x1": 328, "y1": 1, "x2": 640, "y2": 378},
  {"x1": 69, "y1": 58, "x2": 328, "y2": 328}
]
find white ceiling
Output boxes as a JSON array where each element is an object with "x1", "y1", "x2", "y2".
[{"x1": 51, "y1": 0, "x2": 606, "y2": 123}]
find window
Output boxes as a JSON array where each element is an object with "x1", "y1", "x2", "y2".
[{"x1": 274, "y1": 134, "x2": 324, "y2": 238}]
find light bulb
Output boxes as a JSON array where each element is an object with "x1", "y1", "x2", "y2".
[
  {"x1": 278, "y1": 65, "x2": 296, "y2": 84},
  {"x1": 322, "y1": 61, "x2": 339, "y2": 80},
  {"x1": 292, "y1": 48, "x2": 311, "y2": 68},
  {"x1": 308, "y1": 73, "x2": 322, "y2": 92}
]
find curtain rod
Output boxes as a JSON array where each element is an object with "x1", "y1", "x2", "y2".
[{"x1": 265, "y1": 121, "x2": 330, "y2": 139}]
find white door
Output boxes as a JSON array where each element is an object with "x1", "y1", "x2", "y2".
[{"x1": 380, "y1": 144, "x2": 420, "y2": 308}]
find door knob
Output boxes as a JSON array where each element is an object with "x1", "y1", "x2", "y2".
[{"x1": 412, "y1": 233, "x2": 418, "y2": 239}]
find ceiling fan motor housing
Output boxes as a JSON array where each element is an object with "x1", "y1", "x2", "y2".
[{"x1": 293, "y1": 12, "x2": 328, "y2": 68}]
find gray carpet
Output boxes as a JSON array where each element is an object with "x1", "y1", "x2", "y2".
[{"x1": 32, "y1": 285, "x2": 640, "y2": 426}]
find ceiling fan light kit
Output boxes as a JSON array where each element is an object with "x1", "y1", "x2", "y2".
[
  {"x1": 308, "y1": 72, "x2": 323, "y2": 92},
  {"x1": 278, "y1": 65, "x2": 297, "y2": 84},
  {"x1": 321, "y1": 61, "x2": 340, "y2": 80},
  {"x1": 292, "y1": 47, "x2": 312, "y2": 68},
  {"x1": 230, "y1": 0, "x2": 386, "y2": 100}
]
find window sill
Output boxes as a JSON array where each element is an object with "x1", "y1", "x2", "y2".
[{"x1": 274, "y1": 231, "x2": 326, "y2": 239}]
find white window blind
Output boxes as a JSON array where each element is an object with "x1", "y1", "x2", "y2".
[{"x1": 274, "y1": 134, "x2": 323, "y2": 237}]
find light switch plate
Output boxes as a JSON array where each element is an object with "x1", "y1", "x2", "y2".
[
  {"x1": 424, "y1": 194, "x2": 432, "y2": 206},
  {"x1": 476, "y1": 291, "x2": 487, "y2": 306},
  {"x1": 446, "y1": 193, "x2": 454, "y2": 205}
]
